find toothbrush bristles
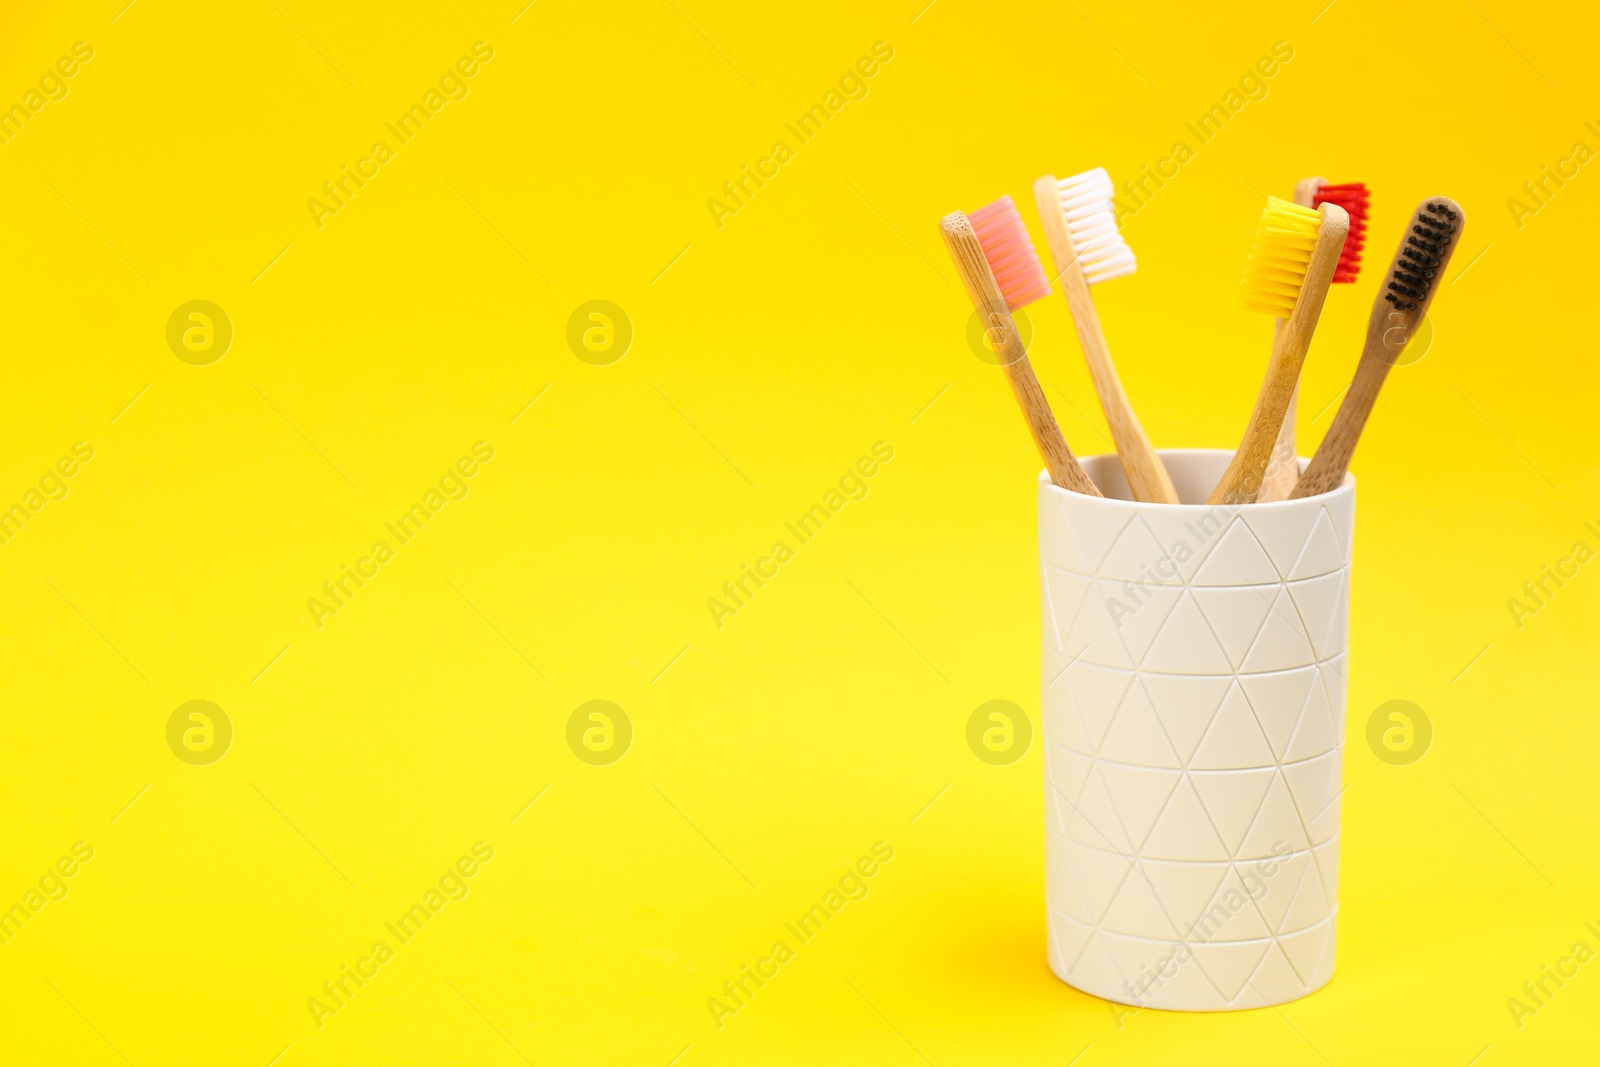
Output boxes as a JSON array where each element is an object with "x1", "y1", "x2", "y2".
[
  {"x1": 1240, "y1": 197, "x2": 1322, "y2": 317},
  {"x1": 1384, "y1": 201, "x2": 1458, "y2": 311},
  {"x1": 1055, "y1": 168, "x2": 1136, "y2": 285},
  {"x1": 968, "y1": 195, "x2": 1053, "y2": 310},
  {"x1": 1313, "y1": 182, "x2": 1370, "y2": 282}
]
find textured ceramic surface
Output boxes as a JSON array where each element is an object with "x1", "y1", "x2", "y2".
[{"x1": 1041, "y1": 450, "x2": 1353, "y2": 1011}]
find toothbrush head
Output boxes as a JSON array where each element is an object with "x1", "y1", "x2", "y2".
[
  {"x1": 967, "y1": 195, "x2": 1053, "y2": 310},
  {"x1": 1051, "y1": 167, "x2": 1136, "y2": 284},
  {"x1": 1383, "y1": 197, "x2": 1463, "y2": 315},
  {"x1": 1239, "y1": 196, "x2": 1324, "y2": 317},
  {"x1": 1313, "y1": 182, "x2": 1371, "y2": 282}
]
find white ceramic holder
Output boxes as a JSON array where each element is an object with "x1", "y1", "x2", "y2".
[{"x1": 1040, "y1": 450, "x2": 1353, "y2": 1011}]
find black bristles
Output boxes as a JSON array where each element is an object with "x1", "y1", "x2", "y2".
[{"x1": 1383, "y1": 201, "x2": 1457, "y2": 310}]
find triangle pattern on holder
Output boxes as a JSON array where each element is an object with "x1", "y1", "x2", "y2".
[
  {"x1": 1239, "y1": 503, "x2": 1319, "y2": 580},
  {"x1": 1320, "y1": 494, "x2": 1355, "y2": 566},
  {"x1": 1191, "y1": 585, "x2": 1277, "y2": 669},
  {"x1": 1097, "y1": 762, "x2": 1183, "y2": 850},
  {"x1": 1253, "y1": 850, "x2": 1312, "y2": 933},
  {"x1": 1190, "y1": 685, "x2": 1276, "y2": 769},
  {"x1": 1190, "y1": 767, "x2": 1277, "y2": 852},
  {"x1": 1051, "y1": 910, "x2": 1096, "y2": 971},
  {"x1": 1101, "y1": 579, "x2": 1185, "y2": 664},
  {"x1": 1142, "y1": 776, "x2": 1229, "y2": 861},
  {"x1": 1062, "y1": 502, "x2": 1134, "y2": 575},
  {"x1": 1239, "y1": 668, "x2": 1318, "y2": 761},
  {"x1": 1042, "y1": 499, "x2": 1089, "y2": 572},
  {"x1": 1100, "y1": 866, "x2": 1179, "y2": 938},
  {"x1": 1061, "y1": 770, "x2": 1130, "y2": 853},
  {"x1": 1240, "y1": 772, "x2": 1310, "y2": 855},
  {"x1": 1140, "y1": 508, "x2": 1211, "y2": 583},
  {"x1": 1067, "y1": 927, "x2": 1128, "y2": 994},
  {"x1": 1141, "y1": 860, "x2": 1231, "y2": 935},
  {"x1": 1042, "y1": 564, "x2": 1094, "y2": 654},
  {"x1": 1065, "y1": 662, "x2": 1136, "y2": 753},
  {"x1": 1101, "y1": 931, "x2": 1222, "y2": 1003},
  {"x1": 1043, "y1": 680, "x2": 1090, "y2": 755},
  {"x1": 1062, "y1": 583, "x2": 1132, "y2": 670},
  {"x1": 1142, "y1": 593, "x2": 1233, "y2": 675},
  {"x1": 1045, "y1": 744, "x2": 1093, "y2": 814},
  {"x1": 1283, "y1": 675, "x2": 1338, "y2": 761},
  {"x1": 1192, "y1": 938, "x2": 1273, "y2": 1002},
  {"x1": 1046, "y1": 832, "x2": 1089, "y2": 920},
  {"x1": 1280, "y1": 853, "x2": 1333, "y2": 935},
  {"x1": 1193, "y1": 519, "x2": 1279, "y2": 585},
  {"x1": 1098, "y1": 513, "x2": 1173, "y2": 581},
  {"x1": 1278, "y1": 918, "x2": 1335, "y2": 987},
  {"x1": 1097, "y1": 678, "x2": 1182, "y2": 769},
  {"x1": 1284, "y1": 751, "x2": 1343, "y2": 843},
  {"x1": 1197, "y1": 866, "x2": 1271, "y2": 940},
  {"x1": 1312, "y1": 839, "x2": 1341, "y2": 913},
  {"x1": 1246, "y1": 941, "x2": 1305, "y2": 998},
  {"x1": 1320, "y1": 657, "x2": 1350, "y2": 731},
  {"x1": 1241, "y1": 587, "x2": 1314, "y2": 673},
  {"x1": 1288, "y1": 571, "x2": 1347, "y2": 660},
  {"x1": 1143, "y1": 673, "x2": 1233, "y2": 764},
  {"x1": 1288, "y1": 509, "x2": 1343, "y2": 579},
  {"x1": 1063, "y1": 839, "x2": 1135, "y2": 924}
]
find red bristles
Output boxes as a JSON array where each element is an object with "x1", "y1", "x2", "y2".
[{"x1": 1313, "y1": 182, "x2": 1370, "y2": 283}]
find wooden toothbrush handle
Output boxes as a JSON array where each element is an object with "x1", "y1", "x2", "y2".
[
  {"x1": 1207, "y1": 326, "x2": 1309, "y2": 505},
  {"x1": 1292, "y1": 317, "x2": 1394, "y2": 497},
  {"x1": 940, "y1": 213, "x2": 1101, "y2": 497},
  {"x1": 1058, "y1": 274, "x2": 1175, "y2": 502},
  {"x1": 1208, "y1": 203, "x2": 1349, "y2": 505},
  {"x1": 1258, "y1": 180, "x2": 1323, "y2": 503},
  {"x1": 996, "y1": 338, "x2": 1103, "y2": 497},
  {"x1": 1258, "y1": 379, "x2": 1300, "y2": 500},
  {"x1": 1033, "y1": 178, "x2": 1176, "y2": 503},
  {"x1": 1295, "y1": 194, "x2": 1466, "y2": 497}
]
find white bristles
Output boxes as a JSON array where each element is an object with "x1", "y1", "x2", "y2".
[{"x1": 1056, "y1": 168, "x2": 1136, "y2": 285}]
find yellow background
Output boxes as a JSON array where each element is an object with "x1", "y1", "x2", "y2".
[{"x1": 2, "y1": 0, "x2": 1596, "y2": 1063}]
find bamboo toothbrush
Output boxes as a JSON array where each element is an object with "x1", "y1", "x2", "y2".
[
  {"x1": 1258, "y1": 179, "x2": 1371, "y2": 500},
  {"x1": 1032, "y1": 170, "x2": 1177, "y2": 504},
  {"x1": 939, "y1": 197, "x2": 1101, "y2": 496},
  {"x1": 1292, "y1": 197, "x2": 1464, "y2": 497},
  {"x1": 1207, "y1": 197, "x2": 1349, "y2": 505},
  {"x1": 1257, "y1": 176, "x2": 1326, "y2": 501}
]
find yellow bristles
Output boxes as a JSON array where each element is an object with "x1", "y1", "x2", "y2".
[{"x1": 1240, "y1": 197, "x2": 1322, "y2": 317}]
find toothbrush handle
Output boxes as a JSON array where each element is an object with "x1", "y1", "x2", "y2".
[
  {"x1": 1209, "y1": 203, "x2": 1348, "y2": 505},
  {"x1": 1257, "y1": 321, "x2": 1301, "y2": 501},
  {"x1": 1295, "y1": 195, "x2": 1466, "y2": 498},
  {"x1": 1258, "y1": 383, "x2": 1300, "y2": 500},
  {"x1": 993, "y1": 335, "x2": 1102, "y2": 497},
  {"x1": 1056, "y1": 260, "x2": 1178, "y2": 503},
  {"x1": 1032, "y1": 176, "x2": 1176, "y2": 503},
  {"x1": 940, "y1": 215, "x2": 1101, "y2": 497},
  {"x1": 1293, "y1": 317, "x2": 1394, "y2": 497},
  {"x1": 1258, "y1": 179, "x2": 1324, "y2": 503}
]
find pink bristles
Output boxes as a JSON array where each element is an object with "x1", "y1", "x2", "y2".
[{"x1": 968, "y1": 196, "x2": 1053, "y2": 310}]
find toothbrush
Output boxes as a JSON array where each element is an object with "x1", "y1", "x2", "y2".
[
  {"x1": 1207, "y1": 196, "x2": 1349, "y2": 505},
  {"x1": 1031, "y1": 170, "x2": 1178, "y2": 504},
  {"x1": 939, "y1": 197, "x2": 1101, "y2": 496},
  {"x1": 1258, "y1": 179, "x2": 1371, "y2": 500},
  {"x1": 1256, "y1": 176, "x2": 1325, "y2": 501},
  {"x1": 1292, "y1": 197, "x2": 1464, "y2": 497}
]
